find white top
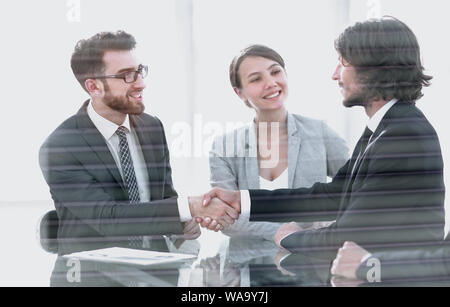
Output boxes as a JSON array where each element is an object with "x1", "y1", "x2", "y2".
[{"x1": 259, "y1": 168, "x2": 288, "y2": 190}]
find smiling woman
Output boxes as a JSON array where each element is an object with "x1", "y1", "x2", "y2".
[{"x1": 208, "y1": 44, "x2": 350, "y2": 240}]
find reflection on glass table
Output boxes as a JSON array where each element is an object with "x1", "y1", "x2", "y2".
[{"x1": 38, "y1": 210, "x2": 450, "y2": 287}]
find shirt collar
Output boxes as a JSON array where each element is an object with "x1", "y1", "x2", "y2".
[
  {"x1": 87, "y1": 100, "x2": 131, "y2": 140},
  {"x1": 367, "y1": 98, "x2": 398, "y2": 133}
]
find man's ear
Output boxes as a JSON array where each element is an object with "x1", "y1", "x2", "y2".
[{"x1": 85, "y1": 79, "x2": 102, "y2": 97}]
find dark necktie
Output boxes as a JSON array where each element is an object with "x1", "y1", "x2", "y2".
[
  {"x1": 116, "y1": 126, "x2": 140, "y2": 204},
  {"x1": 351, "y1": 126, "x2": 373, "y2": 175}
]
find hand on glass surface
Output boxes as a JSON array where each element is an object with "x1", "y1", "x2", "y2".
[
  {"x1": 330, "y1": 241, "x2": 371, "y2": 279},
  {"x1": 274, "y1": 222, "x2": 303, "y2": 249}
]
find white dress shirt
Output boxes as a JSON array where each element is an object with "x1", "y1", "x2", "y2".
[
  {"x1": 367, "y1": 98, "x2": 398, "y2": 133},
  {"x1": 87, "y1": 101, "x2": 150, "y2": 202},
  {"x1": 87, "y1": 101, "x2": 192, "y2": 221}
]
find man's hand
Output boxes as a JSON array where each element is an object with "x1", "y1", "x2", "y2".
[
  {"x1": 330, "y1": 241, "x2": 371, "y2": 279},
  {"x1": 168, "y1": 218, "x2": 202, "y2": 247},
  {"x1": 274, "y1": 222, "x2": 303, "y2": 249},
  {"x1": 198, "y1": 188, "x2": 242, "y2": 231},
  {"x1": 182, "y1": 218, "x2": 201, "y2": 240},
  {"x1": 202, "y1": 188, "x2": 241, "y2": 213},
  {"x1": 189, "y1": 195, "x2": 238, "y2": 231}
]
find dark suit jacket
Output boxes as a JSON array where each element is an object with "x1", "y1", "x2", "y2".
[
  {"x1": 248, "y1": 101, "x2": 445, "y2": 253},
  {"x1": 354, "y1": 233, "x2": 450, "y2": 283},
  {"x1": 39, "y1": 100, "x2": 184, "y2": 239}
]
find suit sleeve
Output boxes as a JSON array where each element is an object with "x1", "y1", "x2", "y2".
[
  {"x1": 251, "y1": 124, "x2": 445, "y2": 252},
  {"x1": 249, "y1": 160, "x2": 350, "y2": 223},
  {"x1": 356, "y1": 242, "x2": 450, "y2": 282}
]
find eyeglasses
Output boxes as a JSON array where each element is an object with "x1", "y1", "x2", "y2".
[{"x1": 89, "y1": 64, "x2": 148, "y2": 83}]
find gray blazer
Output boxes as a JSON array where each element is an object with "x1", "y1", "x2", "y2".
[{"x1": 209, "y1": 113, "x2": 349, "y2": 240}]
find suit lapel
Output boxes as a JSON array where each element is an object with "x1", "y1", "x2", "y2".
[
  {"x1": 76, "y1": 100, "x2": 126, "y2": 192},
  {"x1": 337, "y1": 133, "x2": 366, "y2": 215},
  {"x1": 131, "y1": 115, "x2": 158, "y2": 201},
  {"x1": 339, "y1": 102, "x2": 409, "y2": 212},
  {"x1": 350, "y1": 127, "x2": 373, "y2": 176},
  {"x1": 245, "y1": 122, "x2": 260, "y2": 188},
  {"x1": 287, "y1": 113, "x2": 301, "y2": 188}
]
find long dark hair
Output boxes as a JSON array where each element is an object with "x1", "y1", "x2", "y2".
[{"x1": 334, "y1": 16, "x2": 432, "y2": 103}]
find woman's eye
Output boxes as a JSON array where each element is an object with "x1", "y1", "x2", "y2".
[
  {"x1": 272, "y1": 70, "x2": 281, "y2": 75},
  {"x1": 249, "y1": 77, "x2": 260, "y2": 83}
]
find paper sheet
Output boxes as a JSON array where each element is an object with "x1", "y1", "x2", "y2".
[{"x1": 63, "y1": 247, "x2": 197, "y2": 266}]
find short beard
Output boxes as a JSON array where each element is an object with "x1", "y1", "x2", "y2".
[
  {"x1": 342, "y1": 84, "x2": 371, "y2": 108},
  {"x1": 102, "y1": 81, "x2": 145, "y2": 115},
  {"x1": 343, "y1": 92, "x2": 367, "y2": 108}
]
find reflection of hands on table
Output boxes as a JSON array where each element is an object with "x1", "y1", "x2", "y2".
[
  {"x1": 330, "y1": 276, "x2": 365, "y2": 287},
  {"x1": 274, "y1": 249, "x2": 295, "y2": 276},
  {"x1": 200, "y1": 255, "x2": 240, "y2": 287}
]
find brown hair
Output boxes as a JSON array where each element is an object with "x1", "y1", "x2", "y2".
[
  {"x1": 229, "y1": 44, "x2": 285, "y2": 89},
  {"x1": 70, "y1": 30, "x2": 136, "y2": 92},
  {"x1": 334, "y1": 16, "x2": 432, "y2": 103}
]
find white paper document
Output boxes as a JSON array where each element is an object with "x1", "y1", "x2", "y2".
[{"x1": 63, "y1": 247, "x2": 197, "y2": 266}]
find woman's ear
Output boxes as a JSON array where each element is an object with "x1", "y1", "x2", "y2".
[
  {"x1": 234, "y1": 87, "x2": 252, "y2": 108},
  {"x1": 85, "y1": 79, "x2": 102, "y2": 97},
  {"x1": 234, "y1": 87, "x2": 246, "y2": 102}
]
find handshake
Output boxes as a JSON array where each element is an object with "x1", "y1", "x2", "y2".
[{"x1": 188, "y1": 188, "x2": 242, "y2": 232}]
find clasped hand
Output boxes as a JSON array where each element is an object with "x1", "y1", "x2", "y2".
[{"x1": 189, "y1": 188, "x2": 241, "y2": 232}]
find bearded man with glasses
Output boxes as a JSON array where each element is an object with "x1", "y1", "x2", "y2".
[{"x1": 39, "y1": 31, "x2": 238, "y2": 242}]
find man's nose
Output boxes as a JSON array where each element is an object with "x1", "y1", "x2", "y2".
[
  {"x1": 133, "y1": 74, "x2": 146, "y2": 89},
  {"x1": 332, "y1": 64, "x2": 341, "y2": 81}
]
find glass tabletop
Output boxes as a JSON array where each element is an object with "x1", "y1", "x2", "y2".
[{"x1": 2, "y1": 202, "x2": 450, "y2": 288}]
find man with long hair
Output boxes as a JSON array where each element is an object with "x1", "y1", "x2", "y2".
[{"x1": 202, "y1": 17, "x2": 445, "y2": 259}]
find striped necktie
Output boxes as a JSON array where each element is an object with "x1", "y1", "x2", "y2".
[{"x1": 116, "y1": 126, "x2": 140, "y2": 204}]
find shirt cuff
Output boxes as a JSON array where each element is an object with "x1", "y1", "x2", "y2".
[
  {"x1": 178, "y1": 195, "x2": 192, "y2": 222},
  {"x1": 240, "y1": 190, "x2": 251, "y2": 221}
]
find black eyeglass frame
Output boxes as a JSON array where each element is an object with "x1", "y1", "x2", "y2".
[{"x1": 88, "y1": 64, "x2": 148, "y2": 83}]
